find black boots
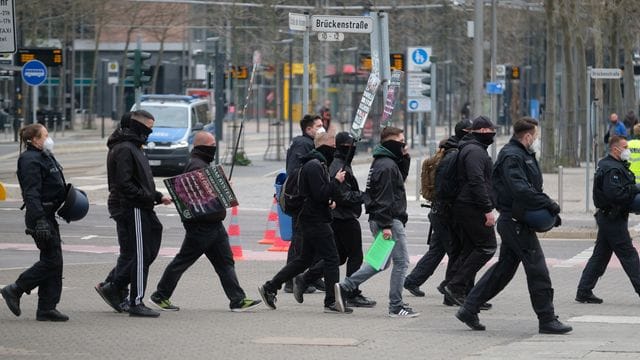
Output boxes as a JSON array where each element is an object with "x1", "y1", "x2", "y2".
[
  {"x1": 36, "y1": 309, "x2": 69, "y2": 322},
  {"x1": 575, "y1": 290, "x2": 603, "y2": 304},
  {"x1": 539, "y1": 317, "x2": 573, "y2": 334},
  {"x1": 455, "y1": 307, "x2": 486, "y2": 331},
  {"x1": 1, "y1": 283, "x2": 23, "y2": 316}
]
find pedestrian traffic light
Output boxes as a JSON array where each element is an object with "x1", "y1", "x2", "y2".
[
  {"x1": 511, "y1": 65, "x2": 520, "y2": 80},
  {"x1": 421, "y1": 64, "x2": 432, "y2": 98},
  {"x1": 125, "y1": 49, "x2": 152, "y2": 88}
]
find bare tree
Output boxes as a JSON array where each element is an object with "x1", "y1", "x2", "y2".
[{"x1": 541, "y1": 0, "x2": 557, "y2": 172}]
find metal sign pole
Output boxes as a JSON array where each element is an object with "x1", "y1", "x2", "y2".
[
  {"x1": 379, "y1": 11, "x2": 391, "y2": 102},
  {"x1": 303, "y1": 12, "x2": 310, "y2": 114},
  {"x1": 586, "y1": 66, "x2": 592, "y2": 213}
]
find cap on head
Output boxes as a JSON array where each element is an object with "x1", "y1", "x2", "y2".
[
  {"x1": 469, "y1": 116, "x2": 497, "y2": 131},
  {"x1": 335, "y1": 131, "x2": 354, "y2": 146},
  {"x1": 454, "y1": 119, "x2": 471, "y2": 138}
]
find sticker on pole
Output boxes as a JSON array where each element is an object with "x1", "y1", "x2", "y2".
[
  {"x1": 350, "y1": 73, "x2": 381, "y2": 140},
  {"x1": 380, "y1": 70, "x2": 403, "y2": 127},
  {"x1": 21, "y1": 60, "x2": 48, "y2": 86}
]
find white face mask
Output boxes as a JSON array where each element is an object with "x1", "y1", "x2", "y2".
[
  {"x1": 621, "y1": 148, "x2": 631, "y2": 161},
  {"x1": 43, "y1": 137, "x2": 54, "y2": 152},
  {"x1": 529, "y1": 137, "x2": 541, "y2": 154}
]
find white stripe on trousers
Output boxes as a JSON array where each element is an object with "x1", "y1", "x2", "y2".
[{"x1": 134, "y1": 208, "x2": 144, "y2": 305}]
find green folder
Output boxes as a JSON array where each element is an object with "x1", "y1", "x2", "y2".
[{"x1": 364, "y1": 231, "x2": 396, "y2": 271}]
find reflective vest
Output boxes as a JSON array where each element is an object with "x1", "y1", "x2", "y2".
[{"x1": 628, "y1": 139, "x2": 640, "y2": 183}]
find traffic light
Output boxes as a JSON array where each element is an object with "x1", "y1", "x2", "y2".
[
  {"x1": 511, "y1": 65, "x2": 520, "y2": 80},
  {"x1": 421, "y1": 63, "x2": 432, "y2": 98},
  {"x1": 125, "y1": 49, "x2": 152, "y2": 87}
]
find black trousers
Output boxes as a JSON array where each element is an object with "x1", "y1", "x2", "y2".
[
  {"x1": 110, "y1": 207, "x2": 163, "y2": 306},
  {"x1": 155, "y1": 222, "x2": 246, "y2": 308},
  {"x1": 578, "y1": 212, "x2": 640, "y2": 294},
  {"x1": 447, "y1": 204, "x2": 497, "y2": 294},
  {"x1": 405, "y1": 210, "x2": 461, "y2": 289},
  {"x1": 285, "y1": 216, "x2": 325, "y2": 285},
  {"x1": 104, "y1": 213, "x2": 132, "y2": 288},
  {"x1": 464, "y1": 215, "x2": 556, "y2": 322},
  {"x1": 332, "y1": 218, "x2": 364, "y2": 277},
  {"x1": 266, "y1": 221, "x2": 340, "y2": 307},
  {"x1": 16, "y1": 214, "x2": 63, "y2": 311}
]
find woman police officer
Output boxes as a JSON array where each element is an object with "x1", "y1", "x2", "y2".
[{"x1": 1, "y1": 123, "x2": 69, "y2": 321}]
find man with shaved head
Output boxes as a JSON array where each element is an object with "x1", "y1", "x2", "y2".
[{"x1": 150, "y1": 131, "x2": 261, "y2": 312}]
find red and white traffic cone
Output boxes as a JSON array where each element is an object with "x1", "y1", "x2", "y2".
[{"x1": 227, "y1": 206, "x2": 244, "y2": 260}]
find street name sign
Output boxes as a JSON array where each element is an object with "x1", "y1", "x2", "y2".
[
  {"x1": 590, "y1": 68, "x2": 622, "y2": 79},
  {"x1": 310, "y1": 15, "x2": 373, "y2": 34}
]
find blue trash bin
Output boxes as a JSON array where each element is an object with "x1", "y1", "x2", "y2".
[{"x1": 275, "y1": 171, "x2": 293, "y2": 241}]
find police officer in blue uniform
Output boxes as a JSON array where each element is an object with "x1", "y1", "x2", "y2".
[
  {"x1": 1, "y1": 124, "x2": 69, "y2": 321},
  {"x1": 576, "y1": 135, "x2": 640, "y2": 303}
]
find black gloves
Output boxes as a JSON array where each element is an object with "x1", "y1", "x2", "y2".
[
  {"x1": 547, "y1": 202, "x2": 561, "y2": 216},
  {"x1": 33, "y1": 218, "x2": 52, "y2": 243},
  {"x1": 554, "y1": 215, "x2": 562, "y2": 227}
]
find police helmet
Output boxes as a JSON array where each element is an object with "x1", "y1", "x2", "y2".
[
  {"x1": 57, "y1": 184, "x2": 89, "y2": 223},
  {"x1": 522, "y1": 208, "x2": 556, "y2": 232},
  {"x1": 630, "y1": 193, "x2": 640, "y2": 214}
]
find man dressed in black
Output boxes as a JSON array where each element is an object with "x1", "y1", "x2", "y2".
[
  {"x1": 149, "y1": 131, "x2": 261, "y2": 312},
  {"x1": 1, "y1": 124, "x2": 69, "y2": 321},
  {"x1": 283, "y1": 114, "x2": 325, "y2": 293},
  {"x1": 259, "y1": 132, "x2": 350, "y2": 313},
  {"x1": 455, "y1": 117, "x2": 572, "y2": 334},
  {"x1": 95, "y1": 110, "x2": 172, "y2": 317},
  {"x1": 576, "y1": 135, "x2": 640, "y2": 303}
]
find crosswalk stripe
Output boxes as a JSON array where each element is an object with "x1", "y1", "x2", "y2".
[{"x1": 553, "y1": 246, "x2": 594, "y2": 268}]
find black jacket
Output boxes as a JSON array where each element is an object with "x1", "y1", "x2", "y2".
[
  {"x1": 299, "y1": 149, "x2": 339, "y2": 223},
  {"x1": 329, "y1": 152, "x2": 363, "y2": 220},
  {"x1": 455, "y1": 135, "x2": 495, "y2": 213},
  {"x1": 365, "y1": 144, "x2": 409, "y2": 228},
  {"x1": 107, "y1": 127, "x2": 162, "y2": 212},
  {"x1": 17, "y1": 145, "x2": 66, "y2": 224},
  {"x1": 182, "y1": 149, "x2": 227, "y2": 223},
  {"x1": 593, "y1": 154, "x2": 639, "y2": 213},
  {"x1": 285, "y1": 133, "x2": 314, "y2": 175},
  {"x1": 492, "y1": 138, "x2": 554, "y2": 213}
]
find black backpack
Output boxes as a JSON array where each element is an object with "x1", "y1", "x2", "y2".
[
  {"x1": 434, "y1": 147, "x2": 460, "y2": 203},
  {"x1": 278, "y1": 166, "x2": 305, "y2": 216}
]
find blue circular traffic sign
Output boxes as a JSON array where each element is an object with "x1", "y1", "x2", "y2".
[
  {"x1": 22, "y1": 60, "x2": 48, "y2": 86},
  {"x1": 411, "y1": 49, "x2": 429, "y2": 65},
  {"x1": 409, "y1": 100, "x2": 419, "y2": 110}
]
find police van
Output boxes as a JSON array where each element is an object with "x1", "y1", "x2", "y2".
[{"x1": 132, "y1": 95, "x2": 214, "y2": 173}]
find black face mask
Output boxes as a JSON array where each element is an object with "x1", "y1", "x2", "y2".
[
  {"x1": 382, "y1": 140, "x2": 405, "y2": 159},
  {"x1": 193, "y1": 145, "x2": 216, "y2": 162},
  {"x1": 130, "y1": 120, "x2": 153, "y2": 140},
  {"x1": 316, "y1": 145, "x2": 335, "y2": 164},
  {"x1": 473, "y1": 132, "x2": 496, "y2": 146}
]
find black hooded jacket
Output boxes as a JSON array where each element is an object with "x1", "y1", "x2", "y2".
[
  {"x1": 455, "y1": 134, "x2": 495, "y2": 213},
  {"x1": 492, "y1": 137, "x2": 554, "y2": 213},
  {"x1": 329, "y1": 151, "x2": 364, "y2": 220},
  {"x1": 285, "y1": 133, "x2": 314, "y2": 175},
  {"x1": 107, "y1": 127, "x2": 162, "y2": 213},
  {"x1": 299, "y1": 149, "x2": 339, "y2": 223},
  {"x1": 365, "y1": 144, "x2": 409, "y2": 228},
  {"x1": 17, "y1": 145, "x2": 67, "y2": 224}
]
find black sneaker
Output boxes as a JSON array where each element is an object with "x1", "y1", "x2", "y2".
[
  {"x1": 479, "y1": 302, "x2": 492, "y2": 311},
  {"x1": 258, "y1": 285, "x2": 277, "y2": 310},
  {"x1": 404, "y1": 282, "x2": 425, "y2": 297},
  {"x1": 128, "y1": 303, "x2": 160, "y2": 318},
  {"x1": 389, "y1": 305, "x2": 420, "y2": 318},
  {"x1": 443, "y1": 295, "x2": 457, "y2": 306},
  {"x1": 150, "y1": 292, "x2": 180, "y2": 311},
  {"x1": 575, "y1": 290, "x2": 603, "y2": 304},
  {"x1": 455, "y1": 306, "x2": 485, "y2": 330},
  {"x1": 231, "y1": 298, "x2": 262, "y2": 312},
  {"x1": 285, "y1": 283, "x2": 316, "y2": 294},
  {"x1": 324, "y1": 302, "x2": 353, "y2": 314},
  {"x1": 1, "y1": 283, "x2": 22, "y2": 317},
  {"x1": 95, "y1": 282, "x2": 124, "y2": 313},
  {"x1": 539, "y1": 317, "x2": 572, "y2": 334},
  {"x1": 36, "y1": 309, "x2": 69, "y2": 322},
  {"x1": 443, "y1": 285, "x2": 466, "y2": 306},
  {"x1": 292, "y1": 275, "x2": 306, "y2": 304},
  {"x1": 333, "y1": 283, "x2": 350, "y2": 313},
  {"x1": 347, "y1": 294, "x2": 377, "y2": 308}
]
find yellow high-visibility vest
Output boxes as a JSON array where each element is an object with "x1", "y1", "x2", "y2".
[{"x1": 628, "y1": 139, "x2": 640, "y2": 183}]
